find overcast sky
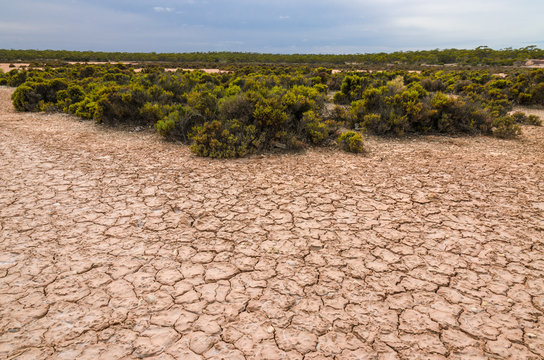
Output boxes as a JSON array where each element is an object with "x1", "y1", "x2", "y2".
[{"x1": 1, "y1": 0, "x2": 543, "y2": 54}]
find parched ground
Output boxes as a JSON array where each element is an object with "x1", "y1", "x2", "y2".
[
  {"x1": 0, "y1": 63, "x2": 225, "y2": 73},
  {"x1": 0, "y1": 86, "x2": 543, "y2": 360}
]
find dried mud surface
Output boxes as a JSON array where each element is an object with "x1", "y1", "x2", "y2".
[{"x1": 1, "y1": 86, "x2": 544, "y2": 359}]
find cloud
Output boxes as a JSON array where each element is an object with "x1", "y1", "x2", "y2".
[
  {"x1": 0, "y1": 0, "x2": 543, "y2": 53},
  {"x1": 153, "y1": 6, "x2": 174, "y2": 12}
]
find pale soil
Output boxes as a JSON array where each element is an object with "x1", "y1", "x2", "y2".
[
  {"x1": 514, "y1": 106, "x2": 544, "y2": 120},
  {"x1": 0, "y1": 63, "x2": 226, "y2": 74},
  {"x1": 133, "y1": 68, "x2": 227, "y2": 73},
  {"x1": 524, "y1": 60, "x2": 544, "y2": 68},
  {"x1": 331, "y1": 70, "x2": 421, "y2": 74},
  {"x1": 0, "y1": 64, "x2": 31, "y2": 72},
  {"x1": 1, "y1": 85, "x2": 544, "y2": 359}
]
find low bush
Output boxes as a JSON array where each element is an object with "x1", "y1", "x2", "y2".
[
  {"x1": 11, "y1": 64, "x2": 537, "y2": 158},
  {"x1": 189, "y1": 120, "x2": 263, "y2": 158},
  {"x1": 0, "y1": 71, "x2": 7, "y2": 86},
  {"x1": 155, "y1": 106, "x2": 204, "y2": 142},
  {"x1": 511, "y1": 111, "x2": 542, "y2": 126},
  {"x1": 301, "y1": 110, "x2": 328, "y2": 145},
  {"x1": 492, "y1": 115, "x2": 521, "y2": 138},
  {"x1": 337, "y1": 131, "x2": 364, "y2": 153},
  {"x1": 189, "y1": 120, "x2": 246, "y2": 158},
  {"x1": 92, "y1": 84, "x2": 154, "y2": 125},
  {"x1": 12, "y1": 85, "x2": 41, "y2": 111},
  {"x1": 56, "y1": 84, "x2": 85, "y2": 111},
  {"x1": 527, "y1": 115, "x2": 542, "y2": 126},
  {"x1": 11, "y1": 79, "x2": 68, "y2": 111},
  {"x1": 7, "y1": 70, "x2": 28, "y2": 87},
  {"x1": 155, "y1": 117, "x2": 176, "y2": 137}
]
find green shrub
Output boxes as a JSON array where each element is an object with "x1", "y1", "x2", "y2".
[
  {"x1": 301, "y1": 110, "x2": 328, "y2": 145},
  {"x1": 155, "y1": 118, "x2": 176, "y2": 137},
  {"x1": 0, "y1": 77, "x2": 7, "y2": 86},
  {"x1": 253, "y1": 100, "x2": 288, "y2": 140},
  {"x1": 7, "y1": 70, "x2": 27, "y2": 87},
  {"x1": 511, "y1": 111, "x2": 542, "y2": 126},
  {"x1": 527, "y1": 115, "x2": 542, "y2": 126},
  {"x1": 187, "y1": 90, "x2": 218, "y2": 120},
  {"x1": 429, "y1": 92, "x2": 493, "y2": 134},
  {"x1": 190, "y1": 120, "x2": 240, "y2": 158},
  {"x1": 330, "y1": 105, "x2": 349, "y2": 123},
  {"x1": 337, "y1": 131, "x2": 364, "y2": 153},
  {"x1": 360, "y1": 113, "x2": 386, "y2": 133},
  {"x1": 281, "y1": 85, "x2": 320, "y2": 120},
  {"x1": 225, "y1": 84, "x2": 242, "y2": 97},
  {"x1": 11, "y1": 79, "x2": 69, "y2": 112},
  {"x1": 92, "y1": 86, "x2": 134, "y2": 124},
  {"x1": 332, "y1": 91, "x2": 347, "y2": 104},
  {"x1": 485, "y1": 99, "x2": 511, "y2": 117},
  {"x1": 9, "y1": 65, "x2": 533, "y2": 158},
  {"x1": 492, "y1": 116, "x2": 521, "y2": 138},
  {"x1": 518, "y1": 92, "x2": 532, "y2": 104},
  {"x1": 57, "y1": 84, "x2": 85, "y2": 111},
  {"x1": 421, "y1": 78, "x2": 446, "y2": 92},
  {"x1": 72, "y1": 97, "x2": 98, "y2": 119},
  {"x1": 139, "y1": 102, "x2": 172, "y2": 124},
  {"x1": 339, "y1": 74, "x2": 371, "y2": 102},
  {"x1": 12, "y1": 85, "x2": 41, "y2": 111},
  {"x1": 218, "y1": 93, "x2": 255, "y2": 123},
  {"x1": 511, "y1": 111, "x2": 528, "y2": 123},
  {"x1": 313, "y1": 83, "x2": 328, "y2": 93},
  {"x1": 530, "y1": 83, "x2": 544, "y2": 105},
  {"x1": 189, "y1": 120, "x2": 262, "y2": 158},
  {"x1": 155, "y1": 107, "x2": 204, "y2": 142},
  {"x1": 92, "y1": 84, "x2": 153, "y2": 125}
]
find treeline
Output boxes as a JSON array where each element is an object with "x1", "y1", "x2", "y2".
[
  {"x1": 1, "y1": 46, "x2": 543, "y2": 66},
  {"x1": 3, "y1": 65, "x2": 543, "y2": 158}
]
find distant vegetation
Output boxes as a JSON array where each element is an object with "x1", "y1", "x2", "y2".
[
  {"x1": 1, "y1": 46, "x2": 544, "y2": 67},
  {"x1": 2, "y1": 63, "x2": 542, "y2": 158}
]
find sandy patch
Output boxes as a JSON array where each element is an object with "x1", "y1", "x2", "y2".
[{"x1": 0, "y1": 63, "x2": 31, "y2": 72}]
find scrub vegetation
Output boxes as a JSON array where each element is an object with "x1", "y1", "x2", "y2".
[
  {"x1": 1, "y1": 46, "x2": 543, "y2": 66},
  {"x1": 3, "y1": 62, "x2": 543, "y2": 157}
]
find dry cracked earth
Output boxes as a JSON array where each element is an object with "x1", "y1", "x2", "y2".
[{"x1": 1, "y1": 86, "x2": 544, "y2": 360}]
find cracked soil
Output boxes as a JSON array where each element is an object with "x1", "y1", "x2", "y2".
[{"x1": 0, "y1": 86, "x2": 543, "y2": 359}]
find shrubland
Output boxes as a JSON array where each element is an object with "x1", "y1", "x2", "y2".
[
  {"x1": 1, "y1": 46, "x2": 543, "y2": 66},
  {"x1": 4, "y1": 64, "x2": 543, "y2": 158}
]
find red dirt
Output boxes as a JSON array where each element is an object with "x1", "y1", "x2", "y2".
[{"x1": 0, "y1": 86, "x2": 543, "y2": 359}]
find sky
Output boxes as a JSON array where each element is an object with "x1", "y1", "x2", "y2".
[{"x1": 1, "y1": 0, "x2": 543, "y2": 54}]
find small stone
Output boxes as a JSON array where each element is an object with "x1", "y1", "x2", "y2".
[{"x1": 309, "y1": 241, "x2": 323, "y2": 250}]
